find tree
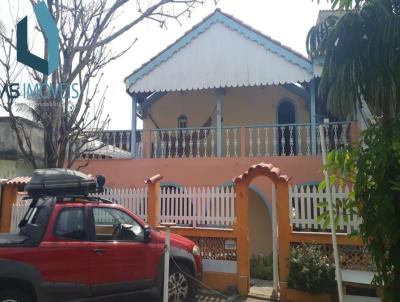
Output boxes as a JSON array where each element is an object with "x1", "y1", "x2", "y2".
[
  {"x1": 308, "y1": 0, "x2": 400, "y2": 300},
  {"x1": 0, "y1": 0, "x2": 212, "y2": 169}
]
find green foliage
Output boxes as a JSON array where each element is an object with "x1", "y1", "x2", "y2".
[
  {"x1": 355, "y1": 119, "x2": 400, "y2": 300},
  {"x1": 317, "y1": 147, "x2": 359, "y2": 236},
  {"x1": 308, "y1": 0, "x2": 400, "y2": 120},
  {"x1": 319, "y1": 119, "x2": 400, "y2": 300},
  {"x1": 250, "y1": 254, "x2": 273, "y2": 280},
  {"x1": 287, "y1": 244, "x2": 337, "y2": 295}
]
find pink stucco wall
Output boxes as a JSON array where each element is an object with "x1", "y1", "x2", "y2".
[{"x1": 76, "y1": 156, "x2": 323, "y2": 203}]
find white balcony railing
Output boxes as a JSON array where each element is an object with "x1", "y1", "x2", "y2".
[
  {"x1": 151, "y1": 127, "x2": 217, "y2": 158},
  {"x1": 81, "y1": 121, "x2": 352, "y2": 159},
  {"x1": 246, "y1": 122, "x2": 350, "y2": 157}
]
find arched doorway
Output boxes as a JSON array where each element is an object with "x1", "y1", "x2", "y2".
[
  {"x1": 248, "y1": 186, "x2": 273, "y2": 281},
  {"x1": 277, "y1": 99, "x2": 296, "y2": 155},
  {"x1": 233, "y1": 162, "x2": 290, "y2": 297}
]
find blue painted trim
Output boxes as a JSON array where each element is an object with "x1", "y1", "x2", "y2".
[
  {"x1": 310, "y1": 80, "x2": 317, "y2": 155},
  {"x1": 126, "y1": 10, "x2": 313, "y2": 89},
  {"x1": 131, "y1": 94, "x2": 138, "y2": 158},
  {"x1": 140, "y1": 91, "x2": 167, "y2": 118},
  {"x1": 249, "y1": 185, "x2": 272, "y2": 220},
  {"x1": 276, "y1": 98, "x2": 298, "y2": 154}
]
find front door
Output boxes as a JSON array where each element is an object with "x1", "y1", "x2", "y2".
[{"x1": 88, "y1": 206, "x2": 152, "y2": 296}]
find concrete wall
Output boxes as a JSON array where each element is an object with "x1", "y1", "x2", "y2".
[
  {"x1": 0, "y1": 117, "x2": 44, "y2": 177},
  {"x1": 143, "y1": 85, "x2": 309, "y2": 129},
  {"x1": 0, "y1": 160, "x2": 36, "y2": 179}
]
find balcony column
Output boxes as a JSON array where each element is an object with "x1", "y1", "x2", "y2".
[
  {"x1": 216, "y1": 88, "x2": 225, "y2": 157},
  {"x1": 131, "y1": 93, "x2": 138, "y2": 158},
  {"x1": 310, "y1": 79, "x2": 317, "y2": 155}
]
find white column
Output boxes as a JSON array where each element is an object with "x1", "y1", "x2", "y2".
[
  {"x1": 310, "y1": 80, "x2": 317, "y2": 155},
  {"x1": 216, "y1": 88, "x2": 224, "y2": 157},
  {"x1": 131, "y1": 93, "x2": 138, "y2": 158},
  {"x1": 272, "y1": 184, "x2": 279, "y2": 295}
]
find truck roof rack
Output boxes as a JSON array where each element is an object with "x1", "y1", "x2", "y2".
[{"x1": 25, "y1": 169, "x2": 103, "y2": 197}]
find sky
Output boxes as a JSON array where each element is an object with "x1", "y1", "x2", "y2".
[{"x1": 0, "y1": 0, "x2": 331, "y2": 130}]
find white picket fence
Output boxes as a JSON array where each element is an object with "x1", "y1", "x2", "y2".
[
  {"x1": 159, "y1": 186, "x2": 236, "y2": 228},
  {"x1": 92, "y1": 187, "x2": 148, "y2": 222},
  {"x1": 289, "y1": 185, "x2": 362, "y2": 234}
]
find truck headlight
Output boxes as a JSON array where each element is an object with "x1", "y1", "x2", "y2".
[{"x1": 192, "y1": 245, "x2": 200, "y2": 256}]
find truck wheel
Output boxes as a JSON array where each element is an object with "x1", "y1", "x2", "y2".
[
  {"x1": 0, "y1": 288, "x2": 31, "y2": 302},
  {"x1": 168, "y1": 264, "x2": 195, "y2": 302}
]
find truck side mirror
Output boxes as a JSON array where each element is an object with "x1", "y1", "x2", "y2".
[{"x1": 144, "y1": 225, "x2": 152, "y2": 243}]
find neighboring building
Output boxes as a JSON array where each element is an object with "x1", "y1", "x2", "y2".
[{"x1": 0, "y1": 117, "x2": 44, "y2": 178}]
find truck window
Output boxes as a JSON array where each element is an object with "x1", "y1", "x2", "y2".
[
  {"x1": 54, "y1": 208, "x2": 85, "y2": 240},
  {"x1": 93, "y1": 207, "x2": 144, "y2": 242}
]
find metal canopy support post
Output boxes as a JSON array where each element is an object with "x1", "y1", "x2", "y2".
[
  {"x1": 310, "y1": 80, "x2": 317, "y2": 155},
  {"x1": 320, "y1": 124, "x2": 344, "y2": 302},
  {"x1": 131, "y1": 93, "x2": 138, "y2": 158},
  {"x1": 272, "y1": 184, "x2": 279, "y2": 296},
  {"x1": 216, "y1": 88, "x2": 224, "y2": 157}
]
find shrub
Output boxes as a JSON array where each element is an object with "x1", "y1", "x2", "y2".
[
  {"x1": 250, "y1": 254, "x2": 273, "y2": 280},
  {"x1": 287, "y1": 244, "x2": 337, "y2": 295}
]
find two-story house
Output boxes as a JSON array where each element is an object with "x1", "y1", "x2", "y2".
[{"x1": 78, "y1": 9, "x2": 360, "y2": 295}]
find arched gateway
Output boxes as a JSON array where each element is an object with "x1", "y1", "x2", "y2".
[{"x1": 233, "y1": 162, "x2": 291, "y2": 297}]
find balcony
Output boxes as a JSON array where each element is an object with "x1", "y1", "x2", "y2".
[{"x1": 89, "y1": 121, "x2": 353, "y2": 160}]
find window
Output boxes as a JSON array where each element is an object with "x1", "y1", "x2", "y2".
[
  {"x1": 178, "y1": 115, "x2": 188, "y2": 128},
  {"x1": 54, "y1": 208, "x2": 85, "y2": 240},
  {"x1": 93, "y1": 207, "x2": 144, "y2": 242}
]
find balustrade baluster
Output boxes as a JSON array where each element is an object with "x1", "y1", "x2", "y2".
[
  {"x1": 281, "y1": 126, "x2": 286, "y2": 156},
  {"x1": 256, "y1": 128, "x2": 261, "y2": 157},
  {"x1": 211, "y1": 129, "x2": 215, "y2": 157},
  {"x1": 175, "y1": 130, "x2": 179, "y2": 158},
  {"x1": 233, "y1": 128, "x2": 238, "y2": 157},
  {"x1": 264, "y1": 127, "x2": 269, "y2": 156},
  {"x1": 333, "y1": 124, "x2": 339, "y2": 150},
  {"x1": 168, "y1": 130, "x2": 172, "y2": 158},
  {"x1": 119, "y1": 132, "x2": 123, "y2": 148},
  {"x1": 306, "y1": 127, "x2": 311, "y2": 155},
  {"x1": 317, "y1": 127, "x2": 321, "y2": 154},
  {"x1": 126, "y1": 131, "x2": 131, "y2": 152},
  {"x1": 225, "y1": 129, "x2": 231, "y2": 157},
  {"x1": 112, "y1": 132, "x2": 116, "y2": 151},
  {"x1": 324, "y1": 125, "x2": 330, "y2": 152},
  {"x1": 189, "y1": 130, "x2": 194, "y2": 157},
  {"x1": 248, "y1": 128, "x2": 253, "y2": 157},
  {"x1": 196, "y1": 129, "x2": 201, "y2": 157},
  {"x1": 160, "y1": 131, "x2": 165, "y2": 158},
  {"x1": 298, "y1": 126, "x2": 303, "y2": 156},
  {"x1": 289, "y1": 126, "x2": 294, "y2": 156},
  {"x1": 273, "y1": 127, "x2": 278, "y2": 156},
  {"x1": 153, "y1": 131, "x2": 158, "y2": 158},
  {"x1": 203, "y1": 129, "x2": 208, "y2": 157},
  {"x1": 182, "y1": 129, "x2": 187, "y2": 157},
  {"x1": 342, "y1": 123, "x2": 349, "y2": 145}
]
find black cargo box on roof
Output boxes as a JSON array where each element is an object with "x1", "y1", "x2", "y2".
[{"x1": 25, "y1": 169, "x2": 97, "y2": 196}]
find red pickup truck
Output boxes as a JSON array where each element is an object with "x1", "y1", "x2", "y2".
[{"x1": 0, "y1": 170, "x2": 202, "y2": 302}]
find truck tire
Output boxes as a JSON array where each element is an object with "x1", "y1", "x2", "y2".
[
  {"x1": 168, "y1": 263, "x2": 196, "y2": 302},
  {"x1": 0, "y1": 288, "x2": 31, "y2": 302}
]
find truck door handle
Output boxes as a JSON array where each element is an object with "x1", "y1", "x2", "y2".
[{"x1": 93, "y1": 248, "x2": 107, "y2": 255}]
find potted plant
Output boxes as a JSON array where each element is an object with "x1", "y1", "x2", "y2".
[{"x1": 286, "y1": 243, "x2": 338, "y2": 302}]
